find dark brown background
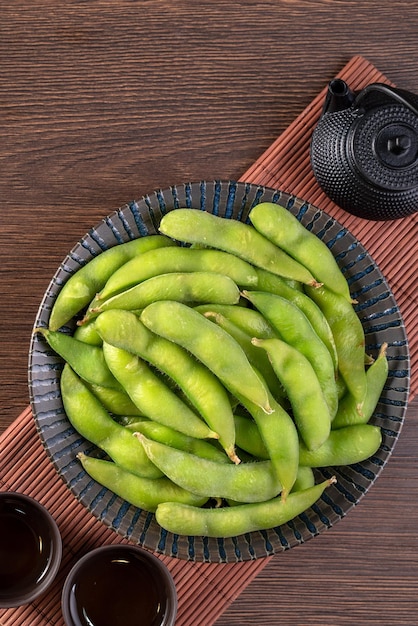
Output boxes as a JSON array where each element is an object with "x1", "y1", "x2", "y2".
[{"x1": 1, "y1": 2, "x2": 417, "y2": 624}]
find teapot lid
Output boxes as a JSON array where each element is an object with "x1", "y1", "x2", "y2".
[{"x1": 349, "y1": 100, "x2": 418, "y2": 191}]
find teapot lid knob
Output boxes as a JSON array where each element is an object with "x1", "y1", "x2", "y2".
[
  {"x1": 349, "y1": 96, "x2": 418, "y2": 192},
  {"x1": 375, "y1": 123, "x2": 418, "y2": 169}
]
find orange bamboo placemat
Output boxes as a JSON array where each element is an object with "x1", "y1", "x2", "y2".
[
  {"x1": 0, "y1": 407, "x2": 268, "y2": 625},
  {"x1": 1, "y1": 55, "x2": 416, "y2": 625}
]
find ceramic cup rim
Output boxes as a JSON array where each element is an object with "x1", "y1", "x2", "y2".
[
  {"x1": 0, "y1": 491, "x2": 62, "y2": 608},
  {"x1": 61, "y1": 543, "x2": 178, "y2": 626}
]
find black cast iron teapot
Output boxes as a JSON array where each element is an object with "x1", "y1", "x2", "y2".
[{"x1": 310, "y1": 78, "x2": 418, "y2": 220}]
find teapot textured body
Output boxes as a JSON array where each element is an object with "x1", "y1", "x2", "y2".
[{"x1": 310, "y1": 79, "x2": 418, "y2": 220}]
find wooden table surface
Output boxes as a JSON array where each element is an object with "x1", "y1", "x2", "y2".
[{"x1": 1, "y1": 2, "x2": 417, "y2": 625}]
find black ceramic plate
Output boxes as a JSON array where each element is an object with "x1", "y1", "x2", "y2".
[{"x1": 28, "y1": 180, "x2": 410, "y2": 562}]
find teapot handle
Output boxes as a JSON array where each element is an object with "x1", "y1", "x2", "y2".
[{"x1": 353, "y1": 82, "x2": 418, "y2": 117}]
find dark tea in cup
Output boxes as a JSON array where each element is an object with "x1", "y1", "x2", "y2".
[
  {"x1": 61, "y1": 544, "x2": 177, "y2": 626},
  {"x1": 0, "y1": 492, "x2": 62, "y2": 607}
]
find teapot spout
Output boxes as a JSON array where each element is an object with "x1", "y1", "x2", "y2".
[{"x1": 321, "y1": 78, "x2": 356, "y2": 115}]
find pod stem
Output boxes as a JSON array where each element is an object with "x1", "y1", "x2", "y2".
[
  {"x1": 308, "y1": 279, "x2": 324, "y2": 289},
  {"x1": 226, "y1": 446, "x2": 241, "y2": 465}
]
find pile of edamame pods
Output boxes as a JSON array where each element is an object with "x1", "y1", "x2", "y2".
[{"x1": 37, "y1": 203, "x2": 388, "y2": 538}]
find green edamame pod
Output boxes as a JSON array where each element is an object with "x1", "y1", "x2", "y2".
[
  {"x1": 252, "y1": 337, "x2": 331, "y2": 451},
  {"x1": 235, "y1": 413, "x2": 382, "y2": 469},
  {"x1": 244, "y1": 291, "x2": 338, "y2": 420},
  {"x1": 305, "y1": 284, "x2": 367, "y2": 408},
  {"x1": 234, "y1": 381, "x2": 300, "y2": 500},
  {"x1": 299, "y1": 424, "x2": 382, "y2": 467},
  {"x1": 233, "y1": 414, "x2": 269, "y2": 459},
  {"x1": 125, "y1": 420, "x2": 230, "y2": 464},
  {"x1": 159, "y1": 209, "x2": 320, "y2": 286},
  {"x1": 84, "y1": 382, "x2": 144, "y2": 417},
  {"x1": 140, "y1": 300, "x2": 273, "y2": 414},
  {"x1": 95, "y1": 309, "x2": 239, "y2": 462},
  {"x1": 255, "y1": 268, "x2": 338, "y2": 370},
  {"x1": 136, "y1": 433, "x2": 282, "y2": 503},
  {"x1": 86, "y1": 272, "x2": 240, "y2": 322},
  {"x1": 290, "y1": 466, "x2": 315, "y2": 493},
  {"x1": 98, "y1": 246, "x2": 259, "y2": 301},
  {"x1": 332, "y1": 343, "x2": 388, "y2": 429},
  {"x1": 195, "y1": 304, "x2": 277, "y2": 339},
  {"x1": 78, "y1": 453, "x2": 207, "y2": 513},
  {"x1": 102, "y1": 342, "x2": 218, "y2": 440},
  {"x1": 228, "y1": 464, "x2": 318, "y2": 503},
  {"x1": 249, "y1": 202, "x2": 352, "y2": 302},
  {"x1": 49, "y1": 234, "x2": 175, "y2": 331},
  {"x1": 36, "y1": 328, "x2": 120, "y2": 390},
  {"x1": 203, "y1": 312, "x2": 283, "y2": 400},
  {"x1": 155, "y1": 477, "x2": 336, "y2": 538},
  {"x1": 336, "y1": 376, "x2": 347, "y2": 401},
  {"x1": 60, "y1": 364, "x2": 162, "y2": 479},
  {"x1": 73, "y1": 319, "x2": 103, "y2": 346}
]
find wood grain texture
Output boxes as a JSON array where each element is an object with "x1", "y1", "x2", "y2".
[
  {"x1": 1, "y1": 1, "x2": 418, "y2": 429},
  {"x1": 1, "y1": 5, "x2": 418, "y2": 624},
  {"x1": 1, "y1": 0, "x2": 418, "y2": 429}
]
